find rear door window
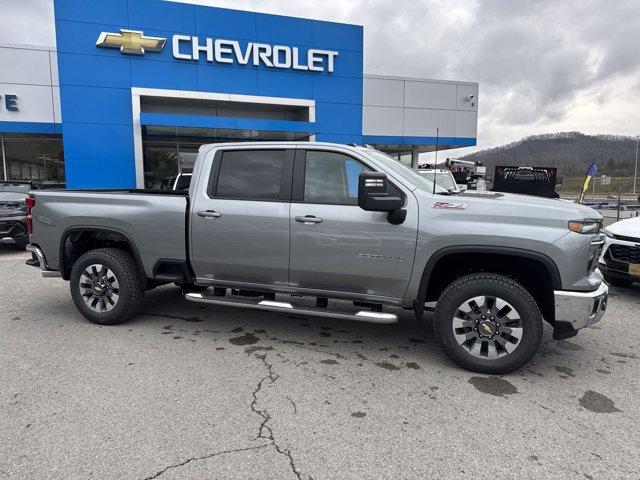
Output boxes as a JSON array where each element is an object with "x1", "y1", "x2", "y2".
[{"x1": 215, "y1": 150, "x2": 286, "y2": 200}]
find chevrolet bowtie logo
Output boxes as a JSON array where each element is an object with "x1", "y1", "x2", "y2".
[{"x1": 96, "y1": 29, "x2": 166, "y2": 55}]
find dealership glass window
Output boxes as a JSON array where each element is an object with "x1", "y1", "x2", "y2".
[
  {"x1": 142, "y1": 126, "x2": 310, "y2": 189},
  {"x1": 0, "y1": 133, "x2": 65, "y2": 185},
  {"x1": 143, "y1": 135, "x2": 222, "y2": 189}
]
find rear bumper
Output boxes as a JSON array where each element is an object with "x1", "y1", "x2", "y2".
[
  {"x1": 554, "y1": 282, "x2": 608, "y2": 335},
  {"x1": 25, "y1": 244, "x2": 62, "y2": 278}
]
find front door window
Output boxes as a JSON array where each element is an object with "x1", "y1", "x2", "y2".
[{"x1": 303, "y1": 151, "x2": 369, "y2": 205}]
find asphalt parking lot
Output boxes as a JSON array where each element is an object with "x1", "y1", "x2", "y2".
[{"x1": 1, "y1": 246, "x2": 639, "y2": 480}]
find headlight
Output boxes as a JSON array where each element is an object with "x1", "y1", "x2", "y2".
[
  {"x1": 568, "y1": 219, "x2": 602, "y2": 234},
  {"x1": 602, "y1": 228, "x2": 615, "y2": 239}
]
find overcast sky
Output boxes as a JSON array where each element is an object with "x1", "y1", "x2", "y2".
[{"x1": 3, "y1": 0, "x2": 640, "y2": 156}]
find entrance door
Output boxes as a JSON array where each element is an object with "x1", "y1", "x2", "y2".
[
  {"x1": 289, "y1": 149, "x2": 418, "y2": 301},
  {"x1": 190, "y1": 148, "x2": 294, "y2": 287}
]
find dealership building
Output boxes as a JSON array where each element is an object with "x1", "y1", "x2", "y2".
[{"x1": 0, "y1": 0, "x2": 478, "y2": 189}]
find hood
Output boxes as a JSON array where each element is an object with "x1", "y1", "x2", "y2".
[
  {"x1": 606, "y1": 216, "x2": 640, "y2": 238},
  {"x1": 468, "y1": 191, "x2": 599, "y2": 218},
  {"x1": 417, "y1": 189, "x2": 601, "y2": 232}
]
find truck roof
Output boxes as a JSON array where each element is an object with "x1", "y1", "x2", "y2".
[{"x1": 197, "y1": 141, "x2": 371, "y2": 154}]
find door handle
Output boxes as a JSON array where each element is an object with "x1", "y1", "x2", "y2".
[
  {"x1": 197, "y1": 210, "x2": 222, "y2": 218},
  {"x1": 295, "y1": 215, "x2": 323, "y2": 224}
]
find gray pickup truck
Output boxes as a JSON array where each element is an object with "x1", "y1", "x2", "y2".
[{"x1": 25, "y1": 142, "x2": 608, "y2": 373}]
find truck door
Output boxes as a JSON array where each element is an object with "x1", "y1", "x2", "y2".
[
  {"x1": 289, "y1": 149, "x2": 418, "y2": 301},
  {"x1": 190, "y1": 148, "x2": 294, "y2": 286}
]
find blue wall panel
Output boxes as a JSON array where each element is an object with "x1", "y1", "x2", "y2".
[
  {"x1": 56, "y1": 20, "x2": 124, "y2": 57},
  {"x1": 194, "y1": 6, "x2": 257, "y2": 39},
  {"x1": 131, "y1": 60, "x2": 198, "y2": 91},
  {"x1": 60, "y1": 86, "x2": 132, "y2": 125},
  {"x1": 58, "y1": 53, "x2": 131, "y2": 88},
  {"x1": 61, "y1": 123, "x2": 135, "y2": 162},
  {"x1": 312, "y1": 22, "x2": 363, "y2": 52},
  {"x1": 256, "y1": 14, "x2": 313, "y2": 46},
  {"x1": 330, "y1": 50, "x2": 363, "y2": 78},
  {"x1": 65, "y1": 160, "x2": 136, "y2": 188},
  {"x1": 314, "y1": 103, "x2": 362, "y2": 135},
  {"x1": 196, "y1": 64, "x2": 259, "y2": 94},
  {"x1": 0, "y1": 122, "x2": 62, "y2": 134},
  {"x1": 54, "y1": 0, "x2": 127, "y2": 25},
  {"x1": 128, "y1": 0, "x2": 196, "y2": 33},
  {"x1": 257, "y1": 70, "x2": 313, "y2": 99}
]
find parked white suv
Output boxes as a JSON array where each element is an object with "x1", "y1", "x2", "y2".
[
  {"x1": 417, "y1": 169, "x2": 461, "y2": 193},
  {"x1": 599, "y1": 216, "x2": 640, "y2": 286}
]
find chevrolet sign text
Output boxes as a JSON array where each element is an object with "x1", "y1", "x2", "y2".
[{"x1": 172, "y1": 35, "x2": 339, "y2": 73}]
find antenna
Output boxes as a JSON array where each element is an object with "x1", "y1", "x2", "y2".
[{"x1": 432, "y1": 127, "x2": 439, "y2": 195}]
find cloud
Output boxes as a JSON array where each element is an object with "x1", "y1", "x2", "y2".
[{"x1": 3, "y1": 0, "x2": 639, "y2": 152}]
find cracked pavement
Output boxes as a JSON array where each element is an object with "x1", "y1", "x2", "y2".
[{"x1": 1, "y1": 247, "x2": 640, "y2": 479}]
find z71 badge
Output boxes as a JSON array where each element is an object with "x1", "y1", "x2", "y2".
[{"x1": 432, "y1": 201, "x2": 468, "y2": 210}]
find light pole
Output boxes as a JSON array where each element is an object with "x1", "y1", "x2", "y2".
[{"x1": 634, "y1": 135, "x2": 639, "y2": 196}]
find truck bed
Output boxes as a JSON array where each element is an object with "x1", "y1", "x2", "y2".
[
  {"x1": 29, "y1": 189, "x2": 188, "y2": 277},
  {"x1": 47, "y1": 188, "x2": 189, "y2": 196}
]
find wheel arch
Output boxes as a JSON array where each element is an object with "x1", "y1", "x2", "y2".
[
  {"x1": 59, "y1": 226, "x2": 145, "y2": 281},
  {"x1": 414, "y1": 246, "x2": 561, "y2": 324}
]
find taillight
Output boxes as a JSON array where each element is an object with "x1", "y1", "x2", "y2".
[{"x1": 25, "y1": 196, "x2": 35, "y2": 235}]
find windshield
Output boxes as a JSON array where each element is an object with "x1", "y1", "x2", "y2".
[
  {"x1": 361, "y1": 150, "x2": 448, "y2": 194},
  {"x1": 419, "y1": 171, "x2": 458, "y2": 191}
]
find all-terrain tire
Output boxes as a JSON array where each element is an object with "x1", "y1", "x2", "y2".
[
  {"x1": 70, "y1": 248, "x2": 145, "y2": 325},
  {"x1": 433, "y1": 273, "x2": 543, "y2": 374}
]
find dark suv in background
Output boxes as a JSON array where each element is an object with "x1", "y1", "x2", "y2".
[{"x1": 0, "y1": 181, "x2": 40, "y2": 249}]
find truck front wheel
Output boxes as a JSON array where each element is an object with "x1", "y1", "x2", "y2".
[
  {"x1": 70, "y1": 248, "x2": 145, "y2": 325},
  {"x1": 433, "y1": 273, "x2": 543, "y2": 374}
]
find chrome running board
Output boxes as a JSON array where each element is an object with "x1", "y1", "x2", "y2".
[{"x1": 184, "y1": 292, "x2": 398, "y2": 324}]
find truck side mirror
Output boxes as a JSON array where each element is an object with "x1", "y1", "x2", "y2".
[{"x1": 358, "y1": 172, "x2": 404, "y2": 212}]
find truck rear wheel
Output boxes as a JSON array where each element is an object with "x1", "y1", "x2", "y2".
[
  {"x1": 433, "y1": 273, "x2": 543, "y2": 374},
  {"x1": 70, "y1": 248, "x2": 145, "y2": 325}
]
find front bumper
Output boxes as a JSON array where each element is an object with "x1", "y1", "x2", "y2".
[
  {"x1": 554, "y1": 282, "x2": 608, "y2": 335},
  {"x1": 0, "y1": 215, "x2": 28, "y2": 245}
]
